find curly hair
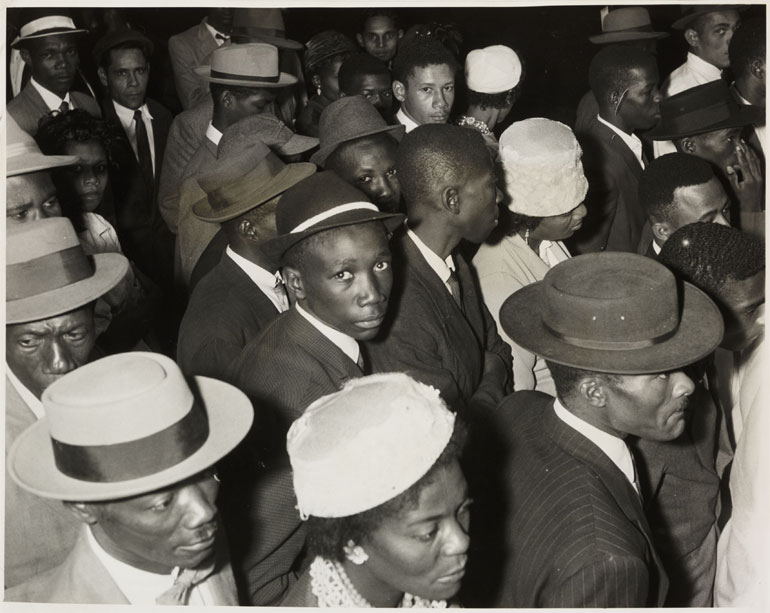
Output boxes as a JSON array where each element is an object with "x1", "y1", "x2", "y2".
[
  {"x1": 392, "y1": 37, "x2": 459, "y2": 85},
  {"x1": 35, "y1": 109, "x2": 121, "y2": 161}
]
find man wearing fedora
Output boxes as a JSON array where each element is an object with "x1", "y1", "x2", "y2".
[
  {"x1": 468, "y1": 252, "x2": 723, "y2": 607},
  {"x1": 5, "y1": 217, "x2": 129, "y2": 588},
  {"x1": 228, "y1": 171, "x2": 403, "y2": 605},
  {"x1": 177, "y1": 135, "x2": 316, "y2": 381},
  {"x1": 312, "y1": 95, "x2": 404, "y2": 213},
  {"x1": 5, "y1": 352, "x2": 253, "y2": 604},
  {"x1": 8, "y1": 12, "x2": 101, "y2": 136}
]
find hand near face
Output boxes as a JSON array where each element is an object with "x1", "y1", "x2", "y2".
[{"x1": 726, "y1": 139, "x2": 763, "y2": 213}]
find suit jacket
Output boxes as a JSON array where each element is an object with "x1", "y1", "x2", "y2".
[
  {"x1": 4, "y1": 378, "x2": 81, "y2": 588},
  {"x1": 365, "y1": 230, "x2": 512, "y2": 413},
  {"x1": 8, "y1": 82, "x2": 100, "y2": 136},
  {"x1": 573, "y1": 89, "x2": 599, "y2": 138},
  {"x1": 177, "y1": 252, "x2": 282, "y2": 381},
  {"x1": 568, "y1": 120, "x2": 645, "y2": 254},
  {"x1": 463, "y1": 391, "x2": 668, "y2": 607},
  {"x1": 168, "y1": 18, "x2": 218, "y2": 111},
  {"x1": 225, "y1": 307, "x2": 363, "y2": 605},
  {"x1": 5, "y1": 527, "x2": 239, "y2": 604},
  {"x1": 189, "y1": 227, "x2": 229, "y2": 292}
]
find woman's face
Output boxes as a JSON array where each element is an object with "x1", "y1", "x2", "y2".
[
  {"x1": 530, "y1": 201, "x2": 587, "y2": 242},
  {"x1": 64, "y1": 139, "x2": 109, "y2": 212},
  {"x1": 359, "y1": 460, "x2": 471, "y2": 603}
]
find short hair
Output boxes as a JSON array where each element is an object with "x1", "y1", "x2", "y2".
[
  {"x1": 305, "y1": 419, "x2": 466, "y2": 562},
  {"x1": 396, "y1": 124, "x2": 490, "y2": 206},
  {"x1": 35, "y1": 108, "x2": 120, "y2": 160},
  {"x1": 97, "y1": 40, "x2": 152, "y2": 70},
  {"x1": 209, "y1": 82, "x2": 266, "y2": 102},
  {"x1": 392, "y1": 37, "x2": 459, "y2": 84},
  {"x1": 338, "y1": 53, "x2": 390, "y2": 94},
  {"x1": 546, "y1": 360, "x2": 621, "y2": 400},
  {"x1": 361, "y1": 8, "x2": 399, "y2": 31},
  {"x1": 639, "y1": 153, "x2": 715, "y2": 222},
  {"x1": 324, "y1": 132, "x2": 398, "y2": 172},
  {"x1": 588, "y1": 46, "x2": 657, "y2": 99},
  {"x1": 658, "y1": 222, "x2": 765, "y2": 293},
  {"x1": 729, "y1": 17, "x2": 765, "y2": 78}
]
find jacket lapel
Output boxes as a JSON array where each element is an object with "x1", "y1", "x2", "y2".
[{"x1": 597, "y1": 121, "x2": 644, "y2": 178}]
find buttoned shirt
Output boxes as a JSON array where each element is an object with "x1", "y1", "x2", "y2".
[
  {"x1": 30, "y1": 77, "x2": 71, "y2": 112},
  {"x1": 553, "y1": 398, "x2": 639, "y2": 494},
  {"x1": 396, "y1": 107, "x2": 420, "y2": 133},
  {"x1": 205, "y1": 122, "x2": 223, "y2": 146},
  {"x1": 597, "y1": 114, "x2": 645, "y2": 169},
  {"x1": 406, "y1": 227, "x2": 456, "y2": 295},
  {"x1": 295, "y1": 302, "x2": 360, "y2": 364},
  {"x1": 6, "y1": 364, "x2": 44, "y2": 420},
  {"x1": 225, "y1": 246, "x2": 288, "y2": 313},
  {"x1": 112, "y1": 100, "x2": 157, "y2": 176}
]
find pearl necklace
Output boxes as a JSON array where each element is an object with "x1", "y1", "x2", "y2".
[
  {"x1": 309, "y1": 556, "x2": 448, "y2": 608},
  {"x1": 457, "y1": 115, "x2": 491, "y2": 135}
]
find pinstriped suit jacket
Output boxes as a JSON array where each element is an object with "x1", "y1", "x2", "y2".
[{"x1": 465, "y1": 391, "x2": 668, "y2": 607}]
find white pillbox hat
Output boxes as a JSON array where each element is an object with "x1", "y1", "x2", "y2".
[{"x1": 465, "y1": 45, "x2": 522, "y2": 94}]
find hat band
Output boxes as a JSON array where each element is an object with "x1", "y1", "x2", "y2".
[
  {"x1": 206, "y1": 153, "x2": 285, "y2": 212},
  {"x1": 666, "y1": 101, "x2": 733, "y2": 134},
  {"x1": 7, "y1": 246, "x2": 94, "y2": 301},
  {"x1": 291, "y1": 202, "x2": 379, "y2": 233},
  {"x1": 19, "y1": 15, "x2": 77, "y2": 38},
  {"x1": 604, "y1": 24, "x2": 655, "y2": 34},
  {"x1": 234, "y1": 27, "x2": 286, "y2": 39},
  {"x1": 50, "y1": 400, "x2": 210, "y2": 483},
  {"x1": 210, "y1": 68, "x2": 279, "y2": 83},
  {"x1": 543, "y1": 320, "x2": 678, "y2": 351}
]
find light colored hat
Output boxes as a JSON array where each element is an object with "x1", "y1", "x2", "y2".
[
  {"x1": 7, "y1": 115, "x2": 77, "y2": 176},
  {"x1": 11, "y1": 14, "x2": 87, "y2": 48},
  {"x1": 288, "y1": 373, "x2": 456, "y2": 519},
  {"x1": 465, "y1": 45, "x2": 522, "y2": 94},
  {"x1": 6, "y1": 218, "x2": 128, "y2": 324},
  {"x1": 588, "y1": 7, "x2": 669, "y2": 44},
  {"x1": 195, "y1": 43, "x2": 297, "y2": 88},
  {"x1": 8, "y1": 352, "x2": 254, "y2": 501},
  {"x1": 498, "y1": 118, "x2": 588, "y2": 217}
]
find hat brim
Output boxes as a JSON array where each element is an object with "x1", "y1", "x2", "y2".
[
  {"x1": 192, "y1": 162, "x2": 317, "y2": 224},
  {"x1": 7, "y1": 152, "x2": 78, "y2": 177},
  {"x1": 275, "y1": 133, "x2": 319, "y2": 157},
  {"x1": 6, "y1": 253, "x2": 129, "y2": 324},
  {"x1": 500, "y1": 280, "x2": 723, "y2": 375},
  {"x1": 646, "y1": 105, "x2": 765, "y2": 141},
  {"x1": 311, "y1": 124, "x2": 406, "y2": 167},
  {"x1": 8, "y1": 376, "x2": 254, "y2": 502},
  {"x1": 194, "y1": 65, "x2": 297, "y2": 88},
  {"x1": 589, "y1": 31, "x2": 669, "y2": 44},
  {"x1": 11, "y1": 28, "x2": 87, "y2": 48},
  {"x1": 232, "y1": 33, "x2": 303, "y2": 50},
  {"x1": 672, "y1": 7, "x2": 748, "y2": 30}
]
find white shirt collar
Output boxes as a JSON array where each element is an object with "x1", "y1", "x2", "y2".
[
  {"x1": 204, "y1": 19, "x2": 229, "y2": 46},
  {"x1": 30, "y1": 77, "x2": 71, "y2": 112},
  {"x1": 112, "y1": 99, "x2": 153, "y2": 129},
  {"x1": 6, "y1": 364, "x2": 45, "y2": 420},
  {"x1": 295, "y1": 303, "x2": 360, "y2": 364},
  {"x1": 406, "y1": 227, "x2": 455, "y2": 285},
  {"x1": 652, "y1": 240, "x2": 662, "y2": 255},
  {"x1": 686, "y1": 51, "x2": 723, "y2": 82},
  {"x1": 597, "y1": 114, "x2": 645, "y2": 169},
  {"x1": 552, "y1": 398, "x2": 638, "y2": 492},
  {"x1": 226, "y1": 246, "x2": 287, "y2": 312},
  {"x1": 205, "y1": 122, "x2": 223, "y2": 146},
  {"x1": 396, "y1": 107, "x2": 420, "y2": 133}
]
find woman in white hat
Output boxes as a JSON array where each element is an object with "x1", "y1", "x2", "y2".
[
  {"x1": 281, "y1": 373, "x2": 470, "y2": 607},
  {"x1": 473, "y1": 118, "x2": 588, "y2": 396}
]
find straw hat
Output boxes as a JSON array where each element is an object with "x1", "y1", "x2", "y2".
[
  {"x1": 7, "y1": 115, "x2": 77, "y2": 177},
  {"x1": 11, "y1": 13, "x2": 87, "y2": 49},
  {"x1": 195, "y1": 43, "x2": 297, "y2": 88}
]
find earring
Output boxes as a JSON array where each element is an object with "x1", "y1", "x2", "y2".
[
  {"x1": 524, "y1": 228, "x2": 530, "y2": 245},
  {"x1": 343, "y1": 539, "x2": 369, "y2": 565}
]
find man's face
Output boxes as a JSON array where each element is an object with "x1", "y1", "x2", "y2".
[
  {"x1": 718, "y1": 271, "x2": 765, "y2": 351},
  {"x1": 230, "y1": 88, "x2": 278, "y2": 122},
  {"x1": 6, "y1": 170, "x2": 62, "y2": 225},
  {"x1": 455, "y1": 162, "x2": 502, "y2": 244},
  {"x1": 357, "y1": 15, "x2": 401, "y2": 63},
  {"x1": 330, "y1": 136, "x2": 401, "y2": 212},
  {"x1": 99, "y1": 47, "x2": 149, "y2": 110},
  {"x1": 617, "y1": 65, "x2": 661, "y2": 132},
  {"x1": 394, "y1": 64, "x2": 455, "y2": 126},
  {"x1": 687, "y1": 127, "x2": 743, "y2": 171},
  {"x1": 6, "y1": 305, "x2": 95, "y2": 399},
  {"x1": 348, "y1": 73, "x2": 393, "y2": 113},
  {"x1": 86, "y1": 471, "x2": 220, "y2": 574},
  {"x1": 602, "y1": 371, "x2": 696, "y2": 441},
  {"x1": 666, "y1": 177, "x2": 731, "y2": 233},
  {"x1": 21, "y1": 35, "x2": 79, "y2": 97},
  {"x1": 690, "y1": 10, "x2": 742, "y2": 69},
  {"x1": 290, "y1": 222, "x2": 393, "y2": 341}
]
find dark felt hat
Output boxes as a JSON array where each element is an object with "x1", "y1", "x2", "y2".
[
  {"x1": 672, "y1": 5, "x2": 748, "y2": 30},
  {"x1": 92, "y1": 29, "x2": 154, "y2": 65},
  {"x1": 646, "y1": 80, "x2": 764, "y2": 141},
  {"x1": 304, "y1": 30, "x2": 357, "y2": 73},
  {"x1": 589, "y1": 7, "x2": 669, "y2": 44},
  {"x1": 500, "y1": 252, "x2": 723, "y2": 374},
  {"x1": 230, "y1": 8, "x2": 302, "y2": 50},
  {"x1": 262, "y1": 170, "x2": 405, "y2": 263}
]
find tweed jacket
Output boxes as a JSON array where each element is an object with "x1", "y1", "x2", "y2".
[
  {"x1": 168, "y1": 18, "x2": 218, "y2": 111},
  {"x1": 7, "y1": 82, "x2": 100, "y2": 136},
  {"x1": 568, "y1": 120, "x2": 646, "y2": 254},
  {"x1": 365, "y1": 230, "x2": 512, "y2": 413},
  {"x1": 225, "y1": 307, "x2": 363, "y2": 605},
  {"x1": 5, "y1": 527, "x2": 239, "y2": 604},
  {"x1": 464, "y1": 391, "x2": 668, "y2": 608},
  {"x1": 177, "y1": 252, "x2": 282, "y2": 382},
  {"x1": 4, "y1": 377, "x2": 81, "y2": 588}
]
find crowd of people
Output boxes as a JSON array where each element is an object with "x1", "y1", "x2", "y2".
[{"x1": 4, "y1": 4, "x2": 766, "y2": 608}]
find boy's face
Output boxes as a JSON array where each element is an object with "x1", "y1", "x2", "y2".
[
  {"x1": 348, "y1": 73, "x2": 394, "y2": 113},
  {"x1": 357, "y1": 15, "x2": 402, "y2": 63},
  {"x1": 394, "y1": 64, "x2": 455, "y2": 126}
]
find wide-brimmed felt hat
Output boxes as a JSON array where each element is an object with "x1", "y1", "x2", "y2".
[
  {"x1": 8, "y1": 352, "x2": 253, "y2": 501},
  {"x1": 92, "y1": 28, "x2": 154, "y2": 65},
  {"x1": 311, "y1": 96, "x2": 405, "y2": 167},
  {"x1": 7, "y1": 218, "x2": 128, "y2": 325},
  {"x1": 195, "y1": 43, "x2": 297, "y2": 88},
  {"x1": 263, "y1": 170, "x2": 405, "y2": 263},
  {"x1": 230, "y1": 8, "x2": 302, "y2": 50},
  {"x1": 7, "y1": 114, "x2": 78, "y2": 176},
  {"x1": 193, "y1": 121, "x2": 316, "y2": 224},
  {"x1": 589, "y1": 7, "x2": 669, "y2": 44},
  {"x1": 304, "y1": 30, "x2": 357, "y2": 73},
  {"x1": 646, "y1": 80, "x2": 764, "y2": 141},
  {"x1": 11, "y1": 14, "x2": 87, "y2": 49},
  {"x1": 672, "y1": 5, "x2": 748, "y2": 30},
  {"x1": 500, "y1": 252, "x2": 723, "y2": 374}
]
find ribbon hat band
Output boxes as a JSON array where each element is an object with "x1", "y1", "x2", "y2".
[{"x1": 290, "y1": 202, "x2": 379, "y2": 233}]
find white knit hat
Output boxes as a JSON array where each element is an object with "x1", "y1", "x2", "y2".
[
  {"x1": 465, "y1": 45, "x2": 522, "y2": 94},
  {"x1": 498, "y1": 118, "x2": 588, "y2": 217},
  {"x1": 287, "y1": 373, "x2": 455, "y2": 519}
]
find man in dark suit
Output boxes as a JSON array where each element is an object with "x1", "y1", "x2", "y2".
[
  {"x1": 366, "y1": 124, "x2": 512, "y2": 414},
  {"x1": 8, "y1": 13, "x2": 101, "y2": 136},
  {"x1": 464, "y1": 252, "x2": 723, "y2": 607},
  {"x1": 568, "y1": 47, "x2": 661, "y2": 255}
]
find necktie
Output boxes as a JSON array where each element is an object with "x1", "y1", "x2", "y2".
[
  {"x1": 215, "y1": 32, "x2": 230, "y2": 45},
  {"x1": 273, "y1": 278, "x2": 290, "y2": 312},
  {"x1": 133, "y1": 109, "x2": 154, "y2": 191},
  {"x1": 155, "y1": 561, "x2": 215, "y2": 605},
  {"x1": 58, "y1": 99, "x2": 69, "y2": 114},
  {"x1": 628, "y1": 445, "x2": 644, "y2": 503},
  {"x1": 447, "y1": 269, "x2": 464, "y2": 313}
]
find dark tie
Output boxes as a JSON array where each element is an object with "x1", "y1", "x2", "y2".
[
  {"x1": 134, "y1": 109, "x2": 154, "y2": 191},
  {"x1": 58, "y1": 99, "x2": 69, "y2": 114},
  {"x1": 447, "y1": 269, "x2": 464, "y2": 313}
]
